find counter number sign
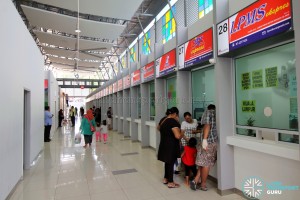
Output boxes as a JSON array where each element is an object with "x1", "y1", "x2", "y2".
[{"x1": 217, "y1": 20, "x2": 229, "y2": 55}]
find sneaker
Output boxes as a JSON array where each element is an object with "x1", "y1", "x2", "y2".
[{"x1": 189, "y1": 180, "x2": 197, "y2": 191}]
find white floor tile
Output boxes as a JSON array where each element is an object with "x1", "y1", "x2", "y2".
[{"x1": 6, "y1": 121, "x2": 244, "y2": 200}]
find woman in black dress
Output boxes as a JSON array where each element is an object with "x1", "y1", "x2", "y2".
[{"x1": 157, "y1": 107, "x2": 183, "y2": 188}]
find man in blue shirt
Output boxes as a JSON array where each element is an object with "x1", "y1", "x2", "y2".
[{"x1": 44, "y1": 106, "x2": 54, "y2": 142}]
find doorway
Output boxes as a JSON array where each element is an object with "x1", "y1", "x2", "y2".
[{"x1": 23, "y1": 90, "x2": 31, "y2": 169}]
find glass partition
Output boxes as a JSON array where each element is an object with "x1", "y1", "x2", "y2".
[{"x1": 166, "y1": 77, "x2": 177, "y2": 108}]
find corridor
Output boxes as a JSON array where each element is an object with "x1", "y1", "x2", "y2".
[{"x1": 8, "y1": 120, "x2": 244, "y2": 200}]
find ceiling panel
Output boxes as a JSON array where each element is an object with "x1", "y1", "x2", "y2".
[
  {"x1": 48, "y1": 55, "x2": 100, "y2": 68},
  {"x1": 43, "y1": 47, "x2": 106, "y2": 61},
  {"x1": 22, "y1": 5, "x2": 125, "y2": 40},
  {"x1": 34, "y1": 0, "x2": 143, "y2": 20},
  {"x1": 34, "y1": 31, "x2": 113, "y2": 51}
]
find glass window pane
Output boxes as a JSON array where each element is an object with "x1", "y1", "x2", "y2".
[
  {"x1": 137, "y1": 87, "x2": 141, "y2": 118},
  {"x1": 279, "y1": 133, "x2": 299, "y2": 144},
  {"x1": 192, "y1": 67, "x2": 215, "y2": 120},
  {"x1": 235, "y1": 43, "x2": 297, "y2": 131},
  {"x1": 166, "y1": 77, "x2": 177, "y2": 108}
]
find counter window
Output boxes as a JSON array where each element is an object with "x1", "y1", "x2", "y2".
[
  {"x1": 166, "y1": 77, "x2": 177, "y2": 108},
  {"x1": 150, "y1": 82, "x2": 155, "y2": 120},
  {"x1": 192, "y1": 67, "x2": 215, "y2": 121},
  {"x1": 235, "y1": 43, "x2": 298, "y2": 139}
]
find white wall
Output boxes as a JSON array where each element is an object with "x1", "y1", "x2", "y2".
[
  {"x1": 234, "y1": 147, "x2": 300, "y2": 199},
  {"x1": 46, "y1": 71, "x2": 60, "y2": 134},
  {"x1": 0, "y1": 1, "x2": 44, "y2": 200}
]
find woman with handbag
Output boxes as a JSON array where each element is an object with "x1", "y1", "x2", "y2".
[
  {"x1": 80, "y1": 109, "x2": 96, "y2": 148},
  {"x1": 157, "y1": 107, "x2": 183, "y2": 188}
]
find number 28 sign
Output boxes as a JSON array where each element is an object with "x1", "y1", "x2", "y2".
[{"x1": 217, "y1": 0, "x2": 292, "y2": 56}]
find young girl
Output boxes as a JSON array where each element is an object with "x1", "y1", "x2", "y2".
[
  {"x1": 100, "y1": 120, "x2": 108, "y2": 144},
  {"x1": 95, "y1": 122, "x2": 101, "y2": 142},
  {"x1": 181, "y1": 137, "x2": 197, "y2": 186}
]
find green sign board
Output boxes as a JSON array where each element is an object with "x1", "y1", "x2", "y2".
[
  {"x1": 241, "y1": 72, "x2": 251, "y2": 90},
  {"x1": 252, "y1": 69, "x2": 263, "y2": 89},
  {"x1": 265, "y1": 66, "x2": 278, "y2": 87},
  {"x1": 242, "y1": 100, "x2": 256, "y2": 112}
]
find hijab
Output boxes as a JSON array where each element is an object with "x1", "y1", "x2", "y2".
[{"x1": 85, "y1": 109, "x2": 94, "y2": 121}]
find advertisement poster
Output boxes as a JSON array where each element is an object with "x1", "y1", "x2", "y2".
[
  {"x1": 109, "y1": 85, "x2": 113, "y2": 94},
  {"x1": 242, "y1": 100, "x2": 256, "y2": 112},
  {"x1": 179, "y1": 28, "x2": 213, "y2": 69},
  {"x1": 123, "y1": 75, "x2": 131, "y2": 89},
  {"x1": 289, "y1": 73, "x2": 297, "y2": 97},
  {"x1": 156, "y1": 49, "x2": 176, "y2": 78},
  {"x1": 118, "y1": 79, "x2": 123, "y2": 92},
  {"x1": 131, "y1": 69, "x2": 141, "y2": 86},
  {"x1": 141, "y1": 62, "x2": 155, "y2": 83},
  {"x1": 218, "y1": 0, "x2": 292, "y2": 55},
  {"x1": 241, "y1": 72, "x2": 251, "y2": 90},
  {"x1": 252, "y1": 69, "x2": 263, "y2": 89},
  {"x1": 113, "y1": 82, "x2": 118, "y2": 93},
  {"x1": 44, "y1": 79, "x2": 48, "y2": 106},
  {"x1": 265, "y1": 66, "x2": 278, "y2": 87}
]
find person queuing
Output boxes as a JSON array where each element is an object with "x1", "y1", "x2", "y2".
[
  {"x1": 80, "y1": 107, "x2": 84, "y2": 117},
  {"x1": 157, "y1": 107, "x2": 183, "y2": 188},
  {"x1": 106, "y1": 107, "x2": 112, "y2": 130},
  {"x1": 58, "y1": 109, "x2": 64, "y2": 127},
  {"x1": 190, "y1": 104, "x2": 218, "y2": 191},
  {"x1": 44, "y1": 106, "x2": 54, "y2": 142},
  {"x1": 69, "y1": 106, "x2": 75, "y2": 127}
]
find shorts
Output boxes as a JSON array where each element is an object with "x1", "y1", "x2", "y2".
[{"x1": 195, "y1": 142, "x2": 217, "y2": 167}]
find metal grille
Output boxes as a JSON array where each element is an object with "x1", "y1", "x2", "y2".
[
  {"x1": 156, "y1": 18, "x2": 163, "y2": 45},
  {"x1": 186, "y1": 0, "x2": 199, "y2": 26},
  {"x1": 175, "y1": 0, "x2": 185, "y2": 27}
]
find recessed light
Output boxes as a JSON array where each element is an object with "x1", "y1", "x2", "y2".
[{"x1": 75, "y1": 29, "x2": 81, "y2": 33}]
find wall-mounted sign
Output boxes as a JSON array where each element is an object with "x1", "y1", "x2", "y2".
[
  {"x1": 118, "y1": 79, "x2": 123, "y2": 91},
  {"x1": 242, "y1": 100, "x2": 256, "y2": 112},
  {"x1": 141, "y1": 61, "x2": 155, "y2": 83},
  {"x1": 217, "y1": 0, "x2": 292, "y2": 56},
  {"x1": 179, "y1": 28, "x2": 213, "y2": 69},
  {"x1": 131, "y1": 69, "x2": 141, "y2": 86},
  {"x1": 156, "y1": 49, "x2": 176, "y2": 78},
  {"x1": 123, "y1": 75, "x2": 131, "y2": 89},
  {"x1": 113, "y1": 82, "x2": 118, "y2": 93}
]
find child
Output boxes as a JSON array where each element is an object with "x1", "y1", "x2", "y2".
[
  {"x1": 100, "y1": 120, "x2": 108, "y2": 144},
  {"x1": 95, "y1": 122, "x2": 101, "y2": 142},
  {"x1": 181, "y1": 137, "x2": 197, "y2": 186}
]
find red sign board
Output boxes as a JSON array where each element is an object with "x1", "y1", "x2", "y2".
[
  {"x1": 131, "y1": 69, "x2": 141, "y2": 86},
  {"x1": 118, "y1": 79, "x2": 123, "y2": 91},
  {"x1": 179, "y1": 28, "x2": 213, "y2": 69},
  {"x1": 123, "y1": 75, "x2": 131, "y2": 89},
  {"x1": 141, "y1": 62, "x2": 155, "y2": 83},
  {"x1": 218, "y1": 0, "x2": 292, "y2": 55},
  {"x1": 156, "y1": 49, "x2": 176, "y2": 78}
]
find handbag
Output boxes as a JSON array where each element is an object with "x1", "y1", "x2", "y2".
[
  {"x1": 86, "y1": 117, "x2": 95, "y2": 132},
  {"x1": 74, "y1": 133, "x2": 82, "y2": 144}
]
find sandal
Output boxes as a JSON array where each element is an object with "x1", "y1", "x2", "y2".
[
  {"x1": 200, "y1": 186, "x2": 208, "y2": 191},
  {"x1": 190, "y1": 180, "x2": 196, "y2": 190},
  {"x1": 163, "y1": 178, "x2": 168, "y2": 184},
  {"x1": 167, "y1": 182, "x2": 180, "y2": 188}
]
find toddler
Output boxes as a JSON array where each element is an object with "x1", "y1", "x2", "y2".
[
  {"x1": 181, "y1": 137, "x2": 197, "y2": 186},
  {"x1": 95, "y1": 122, "x2": 101, "y2": 142},
  {"x1": 100, "y1": 120, "x2": 108, "y2": 143}
]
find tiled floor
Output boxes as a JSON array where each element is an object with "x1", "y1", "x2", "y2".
[{"x1": 8, "y1": 118, "x2": 245, "y2": 200}]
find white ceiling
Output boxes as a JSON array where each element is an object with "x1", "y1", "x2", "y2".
[
  {"x1": 34, "y1": 31, "x2": 113, "y2": 52},
  {"x1": 22, "y1": 5, "x2": 125, "y2": 40},
  {"x1": 48, "y1": 55, "x2": 101, "y2": 68},
  {"x1": 42, "y1": 46, "x2": 108, "y2": 61},
  {"x1": 33, "y1": 0, "x2": 143, "y2": 20}
]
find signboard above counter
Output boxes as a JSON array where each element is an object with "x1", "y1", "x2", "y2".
[
  {"x1": 156, "y1": 49, "x2": 176, "y2": 78},
  {"x1": 217, "y1": 0, "x2": 292, "y2": 56},
  {"x1": 178, "y1": 28, "x2": 213, "y2": 69},
  {"x1": 141, "y1": 61, "x2": 155, "y2": 83}
]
